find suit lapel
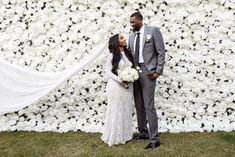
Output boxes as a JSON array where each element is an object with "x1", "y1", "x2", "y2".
[
  {"x1": 142, "y1": 26, "x2": 148, "y2": 53},
  {"x1": 129, "y1": 34, "x2": 135, "y2": 55}
]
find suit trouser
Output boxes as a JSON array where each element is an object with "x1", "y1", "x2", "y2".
[{"x1": 134, "y1": 63, "x2": 159, "y2": 143}]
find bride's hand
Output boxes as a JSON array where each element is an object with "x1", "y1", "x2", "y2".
[{"x1": 122, "y1": 81, "x2": 129, "y2": 89}]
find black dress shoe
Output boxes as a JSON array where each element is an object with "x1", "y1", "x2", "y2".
[
  {"x1": 144, "y1": 141, "x2": 161, "y2": 149},
  {"x1": 133, "y1": 133, "x2": 149, "y2": 140}
]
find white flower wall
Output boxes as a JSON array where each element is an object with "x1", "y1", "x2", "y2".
[{"x1": 0, "y1": 0, "x2": 234, "y2": 133}]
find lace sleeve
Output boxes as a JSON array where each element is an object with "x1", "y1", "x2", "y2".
[{"x1": 106, "y1": 54, "x2": 122, "y2": 83}]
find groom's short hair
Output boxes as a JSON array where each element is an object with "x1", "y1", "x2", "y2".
[{"x1": 130, "y1": 12, "x2": 143, "y2": 20}]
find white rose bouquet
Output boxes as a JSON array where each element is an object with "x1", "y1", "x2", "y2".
[{"x1": 118, "y1": 67, "x2": 139, "y2": 88}]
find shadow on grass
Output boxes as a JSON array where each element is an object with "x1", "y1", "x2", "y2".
[{"x1": 219, "y1": 133, "x2": 235, "y2": 144}]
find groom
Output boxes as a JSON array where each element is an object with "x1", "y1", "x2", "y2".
[{"x1": 128, "y1": 12, "x2": 166, "y2": 149}]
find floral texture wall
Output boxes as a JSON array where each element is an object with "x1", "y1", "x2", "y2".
[{"x1": 0, "y1": 0, "x2": 234, "y2": 133}]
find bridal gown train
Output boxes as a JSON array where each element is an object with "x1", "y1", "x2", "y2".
[{"x1": 101, "y1": 52, "x2": 134, "y2": 146}]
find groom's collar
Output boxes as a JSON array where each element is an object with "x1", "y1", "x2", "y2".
[{"x1": 139, "y1": 25, "x2": 145, "y2": 34}]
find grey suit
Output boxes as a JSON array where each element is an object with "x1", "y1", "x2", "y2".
[{"x1": 128, "y1": 25, "x2": 165, "y2": 143}]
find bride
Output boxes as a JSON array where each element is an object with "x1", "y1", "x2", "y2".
[{"x1": 101, "y1": 34, "x2": 135, "y2": 146}]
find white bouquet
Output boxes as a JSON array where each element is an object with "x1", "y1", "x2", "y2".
[{"x1": 118, "y1": 67, "x2": 139, "y2": 83}]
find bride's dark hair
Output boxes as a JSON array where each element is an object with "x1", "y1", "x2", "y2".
[{"x1": 108, "y1": 34, "x2": 133, "y2": 75}]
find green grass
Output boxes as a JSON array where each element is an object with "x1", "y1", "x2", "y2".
[{"x1": 0, "y1": 131, "x2": 234, "y2": 157}]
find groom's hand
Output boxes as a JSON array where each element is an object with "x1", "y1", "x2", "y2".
[{"x1": 149, "y1": 72, "x2": 160, "y2": 80}]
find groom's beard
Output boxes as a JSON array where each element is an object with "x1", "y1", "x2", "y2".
[{"x1": 132, "y1": 27, "x2": 139, "y2": 32}]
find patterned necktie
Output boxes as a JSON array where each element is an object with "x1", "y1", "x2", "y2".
[{"x1": 134, "y1": 32, "x2": 140, "y2": 66}]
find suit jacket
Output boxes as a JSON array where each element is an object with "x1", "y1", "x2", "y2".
[{"x1": 128, "y1": 25, "x2": 166, "y2": 74}]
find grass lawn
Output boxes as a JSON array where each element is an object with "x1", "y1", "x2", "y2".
[{"x1": 0, "y1": 131, "x2": 234, "y2": 157}]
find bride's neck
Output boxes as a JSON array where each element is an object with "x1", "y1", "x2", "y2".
[{"x1": 119, "y1": 47, "x2": 124, "y2": 52}]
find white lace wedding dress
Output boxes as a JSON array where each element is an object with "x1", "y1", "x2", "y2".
[{"x1": 101, "y1": 52, "x2": 134, "y2": 146}]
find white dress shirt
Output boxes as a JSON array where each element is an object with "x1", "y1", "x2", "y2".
[{"x1": 134, "y1": 25, "x2": 145, "y2": 63}]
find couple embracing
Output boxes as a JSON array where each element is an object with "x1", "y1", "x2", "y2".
[{"x1": 101, "y1": 12, "x2": 166, "y2": 150}]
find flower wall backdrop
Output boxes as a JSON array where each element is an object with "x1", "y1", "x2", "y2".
[{"x1": 0, "y1": 0, "x2": 234, "y2": 133}]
